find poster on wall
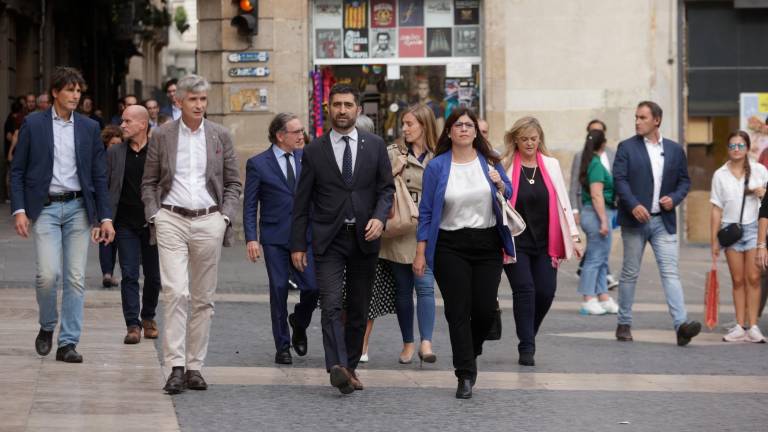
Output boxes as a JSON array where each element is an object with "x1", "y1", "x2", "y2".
[
  {"x1": 344, "y1": 0, "x2": 368, "y2": 29},
  {"x1": 454, "y1": 0, "x2": 479, "y2": 25},
  {"x1": 427, "y1": 28, "x2": 452, "y2": 57},
  {"x1": 371, "y1": 28, "x2": 397, "y2": 57},
  {"x1": 425, "y1": 0, "x2": 453, "y2": 27},
  {"x1": 399, "y1": 0, "x2": 424, "y2": 27},
  {"x1": 453, "y1": 26, "x2": 479, "y2": 56},
  {"x1": 316, "y1": 29, "x2": 343, "y2": 59},
  {"x1": 229, "y1": 85, "x2": 268, "y2": 112},
  {"x1": 399, "y1": 27, "x2": 425, "y2": 57},
  {"x1": 740, "y1": 93, "x2": 768, "y2": 158},
  {"x1": 344, "y1": 28, "x2": 369, "y2": 58},
  {"x1": 314, "y1": 0, "x2": 343, "y2": 28},
  {"x1": 371, "y1": 0, "x2": 396, "y2": 28}
]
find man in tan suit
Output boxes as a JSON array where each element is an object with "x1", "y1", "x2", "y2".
[{"x1": 141, "y1": 74, "x2": 241, "y2": 394}]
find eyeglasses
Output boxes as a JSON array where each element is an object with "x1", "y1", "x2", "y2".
[
  {"x1": 452, "y1": 122, "x2": 475, "y2": 130},
  {"x1": 284, "y1": 128, "x2": 305, "y2": 135},
  {"x1": 728, "y1": 143, "x2": 746, "y2": 151}
]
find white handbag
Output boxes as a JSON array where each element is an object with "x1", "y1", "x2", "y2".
[{"x1": 489, "y1": 163, "x2": 526, "y2": 237}]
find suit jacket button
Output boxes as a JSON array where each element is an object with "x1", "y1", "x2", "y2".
[{"x1": 406, "y1": 179, "x2": 410, "y2": 183}]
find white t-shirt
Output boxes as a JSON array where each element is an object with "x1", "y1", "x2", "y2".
[
  {"x1": 710, "y1": 160, "x2": 768, "y2": 224},
  {"x1": 440, "y1": 157, "x2": 496, "y2": 230}
]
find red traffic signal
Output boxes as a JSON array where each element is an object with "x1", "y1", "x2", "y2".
[{"x1": 231, "y1": 0, "x2": 258, "y2": 36}]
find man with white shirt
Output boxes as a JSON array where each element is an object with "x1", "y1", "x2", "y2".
[
  {"x1": 142, "y1": 74, "x2": 241, "y2": 394},
  {"x1": 613, "y1": 101, "x2": 700, "y2": 346},
  {"x1": 11, "y1": 66, "x2": 115, "y2": 363}
]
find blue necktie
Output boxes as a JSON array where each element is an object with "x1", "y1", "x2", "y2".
[
  {"x1": 284, "y1": 153, "x2": 295, "y2": 191},
  {"x1": 342, "y1": 136, "x2": 353, "y2": 185}
]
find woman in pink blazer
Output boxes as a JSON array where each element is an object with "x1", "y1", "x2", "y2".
[{"x1": 500, "y1": 116, "x2": 583, "y2": 366}]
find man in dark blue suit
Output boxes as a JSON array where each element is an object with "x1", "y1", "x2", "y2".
[
  {"x1": 11, "y1": 66, "x2": 115, "y2": 363},
  {"x1": 613, "y1": 101, "x2": 701, "y2": 346},
  {"x1": 243, "y1": 113, "x2": 319, "y2": 365}
]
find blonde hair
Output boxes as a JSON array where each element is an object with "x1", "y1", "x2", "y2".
[
  {"x1": 501, "y1": 116, "x2": 550, "y2": 169},
  {"x1": 401, "y1": 104, "x2": 438, "y2": 152}
]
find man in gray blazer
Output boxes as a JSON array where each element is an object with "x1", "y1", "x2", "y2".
[
  {"x1": 142, "y1": 74, "x2": 242, "y2": 394},
  {"x1": 107, "y1": 105, "x2": 161, "y2": 345},
  {"x1": 569, "y1": 119, "x2": 618, "y2": 289}
]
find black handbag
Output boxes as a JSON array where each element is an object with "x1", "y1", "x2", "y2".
[
  {"x1": 485, "y1": 298, "x2": 502, "y2": 341},
  {"x1": 717, "y1": 172, "x2": 749, "y2": 248}
]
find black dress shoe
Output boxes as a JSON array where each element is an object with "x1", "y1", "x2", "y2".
[
  {"x1": 275, "y1": 349, "x2": 293, "y2": 365},
  {"x1": 455, "y1": 378, "x2": 473, "y2": 399},
  {"x1": 164, "y1": 367, "x2": 185, "y2": 394},
  {"x1": 55, "y1": 344, "x2": 83, "y2": 363},
  {"x1": 289, "y1": 313, "x2": 308, "y2": 357},
  {"x1": 677, "y1": 321, "x2": 702, "y2": 347},
  {"x1": 518, "y1": 352, "x2": 535, "y2": 366},
  {"x1": 616, "y1": 324, "x2": 633, "y2": 342},
  {"x1": 185, "y1": 370, "x2": 208, "y2": 390},
  {"x1": 470, "y1": 370, "x2": 478, "y2": 387},
  {"x1": 35, "y1": 328, "x2": 53, "y2": 356}
]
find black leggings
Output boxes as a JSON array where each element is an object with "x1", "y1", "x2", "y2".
[
  {"x1": 433, "y1": 228, "x2": 503, "y2": 379},
  {"x1": 504, "y1": 250, "x2": 557, "y2": 354}
]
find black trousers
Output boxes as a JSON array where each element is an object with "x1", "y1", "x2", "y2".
[
  {"x1": 314, "y1": 226, "x2": 377, "y2": 372},
  {"x1": 504, "y1": 250, "x2": 557, "y2": 354},
  {"x1": 433, "y1": 228, "x2": 502, "y2": 379}
]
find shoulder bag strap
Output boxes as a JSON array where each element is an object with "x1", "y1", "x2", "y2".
[{"x1": 738, "y1": 170, "x2": 750, "y2": 225}]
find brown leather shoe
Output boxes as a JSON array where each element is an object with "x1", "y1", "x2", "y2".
[
  {"x1": 329, "y1": 365, "x2": 354, "y2": 394},
  {"x1": 124, "y1": 326, "x2": 141, "y2": 344},
  {"x1": 185, "y1": 370, "x2": 208, "y2": 390},
  {"x1": 347, "y1": 368, "x2": 364, "y2": 391},
  {"x1": 616, "y1": 324, "x2": 633, "y2": 342},
  {"x1": 142, "y1": 319, "x2": 159, "y2": 339}
]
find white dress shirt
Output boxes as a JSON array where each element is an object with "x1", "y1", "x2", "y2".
[
  {"x1": 329, "y1": 128, "x2": 358, "y2": 174},
  {"x1": 162, "y1": 120, "x2": 216, "y2": 210},
  {"x1": 271, "y1": 144, "x2": 296, "y2": 180},
  {"x1": 172, "y1": 105, "x2": 182, "y2": 121},
  {"x1": 600, "y1": 151, "x2": 611, "y2": 173},
  {"x1": 50, "y1": 107, "x2": 81, "y2": 194},
  {"x1": 440, "y1": 158, "x2": 495, "y2": 230},
  {"x1": 644, "y1": 134, "x2": 664, "y2": 213}
]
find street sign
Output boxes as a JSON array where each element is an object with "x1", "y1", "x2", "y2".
[
  {"x1": 228, "y1": 52, "x2": 269, "y2": 63},
  {"x1": 229, "y1": 67, "x2": 271, "y2": 78}
]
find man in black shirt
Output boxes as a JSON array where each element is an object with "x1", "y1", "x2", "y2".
[{"x1": 107, "y1": 105, "x2": 161, "y2": 344}]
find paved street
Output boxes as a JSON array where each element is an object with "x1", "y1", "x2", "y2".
[{"x1": 0, "y1": 203, "x2": 767, "y2": 431}]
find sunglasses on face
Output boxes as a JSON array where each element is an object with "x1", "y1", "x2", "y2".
[{"x1": 728, "y1": 143, "x2": 746, "y2": 151}]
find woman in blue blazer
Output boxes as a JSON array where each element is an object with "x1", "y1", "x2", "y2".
[{"x1": 413, "y1": 108, "x2": 514, "y2": 399}]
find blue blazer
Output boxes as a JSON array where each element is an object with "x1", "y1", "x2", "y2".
[
  {"x1": 417, "y1": 151, "x2": 514, "y2": 270},
  {"x1": 10, "y1": 109, "x2": 111, "y2": 225},
  {"x1": 243, "y1": 146, "x2": 306, "y2": 245},
  {"x1": 613, "y1": 135, "x2": 690, "y2": 234}
]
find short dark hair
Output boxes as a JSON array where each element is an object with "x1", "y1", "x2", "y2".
[
  {"x1": 164, "y1": 78, "x2": 178, "y2": 92},
  {"x1": 268, "y1": 112, "x2": 299, "y2": 143},
  {"x1": 143, "y1": 98, "x2": 158, "y2": 107},
  {"x1": 49, "y1": 66, "x2": 87, "y2": 100},
  {"x1": 637, "y1": 101, "x2": 663, "y2": 124},
  {"x1": 100, "y1": 124, "x2": 123, "y2": 147},
  {"x1": 328, "y1": 84, "x2": 359, "y2": 106},
  {"x1": 586, "y1": 119, "x2": 607, "y2": 133},
  {"x1": 123, "y1": 94, "x2": 138, "y2": 104}
]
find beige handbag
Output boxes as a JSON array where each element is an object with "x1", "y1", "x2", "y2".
[
  {"x1": 383, "y1": 152, "x2": 419, "y2": 238},
  {"x1": 489, "y1": 163, "x2": 526, "y2": 237}
]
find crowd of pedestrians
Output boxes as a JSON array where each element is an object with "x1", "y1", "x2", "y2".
[{"x1": 11, "y1": 66, "x2": 766, "y2": 402}]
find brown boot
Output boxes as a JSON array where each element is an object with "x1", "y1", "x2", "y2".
[
  {"x1": 124, "y1": 326, "x2": 141, "y2": 344},
  {"x1": 142, "y1": 319, "x2": 159, "y2": 339}
]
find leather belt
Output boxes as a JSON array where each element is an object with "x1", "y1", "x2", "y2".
[
  {"x1": 47, "y1": 191, "x2": 82, "y2": 202},
  {"x1": 161, "y1": 204, "x2": 219, "y2": 218},
  {"x1": 342, "y1": 223, "x2": 356, "y2": 231},
  {"x1": 650, "y1": 212, "x2": 662, "y2": 216}
]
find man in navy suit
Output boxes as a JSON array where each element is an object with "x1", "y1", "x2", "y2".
[
  {"x1": 243, "y1": 113, "x2": 319, "y2": 365},
  {"x1": 11, "y1": 66, "x2": 115, "y2": 363},
  {"x1": 613, "y1": 101, "x2": 701, "y2": 346},
  {"x1": 290, "y1": 84, "x2": 394, "y2": 394}
]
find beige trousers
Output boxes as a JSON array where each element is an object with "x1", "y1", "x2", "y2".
[{"x1": 155, "y1": 208, "x2": 226, "y2": 370}]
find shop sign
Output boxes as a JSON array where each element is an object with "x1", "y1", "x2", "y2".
[
  {"x1": 228, "y1": 52, "x2": 270, "y2": 63},
  {"x1": 229, "y1": 85, "x2": 269, "y2": 112},
  {"x1": 229, "y1": 67, "x2": 271, "y2": 77}
]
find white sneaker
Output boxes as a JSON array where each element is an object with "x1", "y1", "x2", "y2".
[
  {"x1": 606, "y1": 274, "x2": 619, "y2": 290},
  {"x1": 723, "y1": 325, "x2": 747, "y2": 342},
  {"x1": 579, "y1": 298, "x2": 607, "y2": 315},
  {"x1": 746, "y1": 326, "x2": 767, "y2": 343},
  {"x1": 599, "y1": 297, "x2": 619, "y2": 314},
  {"x1": 360, "y1": 353, "x2": 369, "y2": 363}
]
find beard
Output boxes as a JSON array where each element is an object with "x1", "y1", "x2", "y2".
[{"x1": 331, "y1": 115, "x2": 355, "y2": 130}]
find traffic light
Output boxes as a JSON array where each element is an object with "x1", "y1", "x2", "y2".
[{"x1": 231, "y1": 0, "x2": 258, "y2": 36}]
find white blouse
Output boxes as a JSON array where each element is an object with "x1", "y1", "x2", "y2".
[
  {"x1": 710, "y1": 161, "x2": 768, "y2": 224},
  {"x1": 440, "y1": 157, "x2": 496, "y2": 230}
]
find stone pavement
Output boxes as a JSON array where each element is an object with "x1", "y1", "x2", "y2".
[{"x1": 0, "y1": 202, "x2": 767, "y2": 431}]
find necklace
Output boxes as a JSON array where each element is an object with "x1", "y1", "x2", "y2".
[{"x1": 522, "y1": 165, "x2": 537, "y2": 185}]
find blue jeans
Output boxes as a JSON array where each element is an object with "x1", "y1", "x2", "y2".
[
  {"x1": 32, "y1": 198, "x2": 91, "y2": 347},
  {"x1": 389, "y1": 261, "x2": 436, "y2": 343},
  {"x1": 618, "y1": 215, "x2": 688, "y2": 329},
  {"x1": 578, "y1": 206, "x2": 615, "y2": 297},
  {"x1": 116, "y1": 226, "x2": 161, "y2": 328}
]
